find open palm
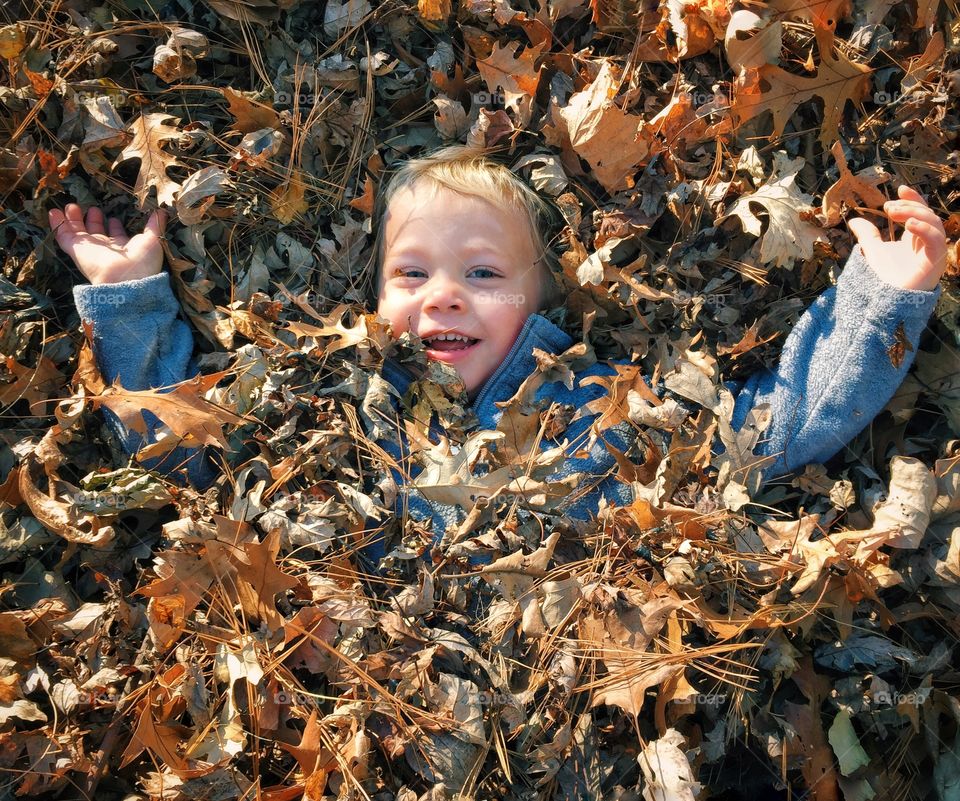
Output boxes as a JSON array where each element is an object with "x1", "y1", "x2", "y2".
[
  {"x1": 49, "y1": 204, "x2": 167, "y2": 285},
  {"x1": 847, "y1": 184, "x2": 947, "y2": 292}
]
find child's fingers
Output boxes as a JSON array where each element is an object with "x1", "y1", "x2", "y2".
[
  {"x1": 884, "y1": 201, "x2": 943, "y2": 229},
  {"x1": 48, "y1": 207, "x2": 86, "y2": 252},
  {"x1": 48, "y1": 208, "x2": 65, "y2": 232},
  {"x1": 107, "y1": 217, "x2": 129, "y2": 244},
  {"x1": 847, "y1": 216, "x2": 883, "y2": 247},
  {"x1": 897, "y1": 184, "x2": 927, "y2": 205},
  {"x1": 64, "y1": 203, "x2": 86, "y2": 232},
  {"x1": 144, "y1": 209, "x2": 167, "y2": 239},
  {"x1": 85, "y1": 206, "x2": 106, "y2": 236},
  {"x1": 48, "y1": 209, "x2": 73, "y2": 252},
  {"x1": 906, "y1": 218, "x2": 947, "y2": 259}
]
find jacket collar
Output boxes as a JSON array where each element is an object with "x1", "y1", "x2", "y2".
[{"x1": 380, "y1": 313, "x2": 573, "y2": 427}]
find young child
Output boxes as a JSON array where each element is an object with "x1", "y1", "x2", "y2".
[{"x1": 51, "y1": 145, "x2": 947, "y2": 568}]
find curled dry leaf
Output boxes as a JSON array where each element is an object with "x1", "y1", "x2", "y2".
[{"x1": 17, "y1": 455, "x2": 114, "y2": 547}]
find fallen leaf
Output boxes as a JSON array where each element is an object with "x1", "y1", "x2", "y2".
[
  {"x1": 551, "y1": 60, "x2": 656, "y2": 192},
  {"x1": 732, "y1": 42, "x2": 870, "y2": 148},
  {"x1": 89, "y1": 369, "x2": 249, "y2": 454},
  {"x1": 718, "y1": 151, "x2": 829, "y2": 268},
  {"x1": 115, "y1": 113, "x2": 186, "y2": 207},
  {"x1": 821, "y1": 140, "x2": 890, "y2": 227}
]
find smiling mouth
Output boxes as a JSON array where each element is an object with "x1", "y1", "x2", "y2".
[{"x1": 423, "y1": 335, "x2": 480, "y2": 352}]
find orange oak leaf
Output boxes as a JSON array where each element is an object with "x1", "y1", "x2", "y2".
[
  {"x1": 716, "y1": 322, "x2": 779, "y2": 360},
  {"x1": 767, "y1": 0, "x2": 852, "y2": 58},
  {"x1": 475, "y1": 39, "x2": 546, "y2": 127},
  {"x1": 284, "y1": 304, "x2": 393, "y2": 359},
  {"x1": 89, "y1": 370, "x2": 249, "y2": 454},
  {"x1": 278, "y1": 710, "x2": 338, "y2": 789},
  {"x1": 119, "y1": 664, "x2": 192, "y2": 774},
  {"x1": 418, "y1": 0, "x2": 451, "y2": 25},
  {"x1": 222, "y1": 86, "x2": 280, "y2": 133},
  {"x1": 114, "y1": 112, "x2": 185, "y2": 207},
  {"x1": 0, "y1": 354, "x2": 66, "y2": 410},
  {"x1": 232, "y1": 528, "x2": 301, "y2": 629},
  {"x1": 732, "y1": 44, "x2": 870, "y2": 148},
  {"x1": 271, "y1": 170, "x2": 309, "y2": 224},
  {"x1": 821, "y1": 140, "x2": 890, "y2": 226},
  {"x1": 578, "y1": 362, "x2": 659, "y2": 433}
]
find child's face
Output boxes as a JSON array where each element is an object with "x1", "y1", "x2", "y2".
[{"x1": 377, "y1": 183, "x2": 544, "y2": 398}]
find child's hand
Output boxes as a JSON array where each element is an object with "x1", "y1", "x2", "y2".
[
  {"x1": 847, "y1": 184, "x2": 947, "y2": 292},
  {"x1": 49, "y1": 204, "x2": 167, "y2": 285}
]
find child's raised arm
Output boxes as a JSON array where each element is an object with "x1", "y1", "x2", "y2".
[
  {"x1": 729, "y1": 184, "x2": 947, "y2": 479},
  {"x1": 51, "y1": 204, "x2": 217, "y2": 490}
]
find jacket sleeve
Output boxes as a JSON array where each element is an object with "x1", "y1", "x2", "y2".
[
  {"x1": 73, "y1": 272, "x2": 219, "y2": 490},
  {"x1": 729, "y1": 245, "x2": 941, "y2": 480}
]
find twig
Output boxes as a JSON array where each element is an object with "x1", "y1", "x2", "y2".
[{"x1": 83, "y1": 631, "x2": 154, "y2": 799}]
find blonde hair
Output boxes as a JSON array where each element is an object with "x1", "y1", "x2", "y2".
[{"x1": 368, "y1": 145, "x2": 561, "y2": 309}]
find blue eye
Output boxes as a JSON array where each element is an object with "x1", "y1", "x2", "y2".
[
  {"x1": 393, "y1": 266, "x2": 426, "y2": 278},
  {"x1": 470, "y1": 266, "x2": 499, "y2": 279}
]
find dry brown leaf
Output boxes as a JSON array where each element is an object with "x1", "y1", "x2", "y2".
[
  {"x1": 89, "y1": 369, "x2": 248, "y2": 454},
  {"x1": 475, "y1": 39, "x2": 546, "y2": 127},
  {"x1": 418, "y1": 0, "x2": 451, "y2": 24},
  {"x1": 18, "y1": 455, "x2": 114, "y2": 547},
  {"x1": 222, "y1": 87, "x2": 281, "y2": 133},
  {"x1": 285, "y1": 304, "x2": 393, "y2": 361},
  {"x1": 553, "y1": 60, "x2": 657, "y2": 192},
  {"x1": 579, "y1": 363, "x2": 655, "y2": 434},
  {"x1": 821, "y1": 140, "x2": 890, "y2": 226},
  {"x1": 732, "y1": 44, "x2": 870, "y2": 147},
  {"x1": 271, "y1": 170, "x2": 309, "y2": 223},
  {"x1": 232, "y1": 528, "x2": 301, "y2": 630},
  {"x1": 119, "y1": 664, "x2": 192, "y2": 774},
  {"x1": 114, "y1": 112, "x2": 186, "y2": 207},
  {"x1": 767, "y1": 0, "x2": 852, "y2": 43},
  {"x1": 716, "y1": 322, "x2": 779, "y2": 360},
  {"x1": 204, "y1": 0, "x2": 279, "y2": 24},
  {"x1": 718, "y1": 151, "x2": 828, "y2": 268},
  {"x1": 0, "y1": 354, "x2": 66, "y2": 411},
  {"x1": 278, "y1": 710, "x2": 337, "y2": 790}
]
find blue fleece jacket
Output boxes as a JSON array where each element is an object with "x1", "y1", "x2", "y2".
[{"x1": 73, "y1": 245, "x2": 940, "y2": 566}]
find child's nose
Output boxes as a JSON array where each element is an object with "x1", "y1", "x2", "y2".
[{"x1": 423, "y1": 275, "x2": 465, "y2": 312}]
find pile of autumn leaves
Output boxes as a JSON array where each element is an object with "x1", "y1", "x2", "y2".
[{"x1": 0, "y1": 0, "x2": 959, "y2": 798}]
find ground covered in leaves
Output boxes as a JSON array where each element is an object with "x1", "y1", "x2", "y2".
[{"x1": 1, "y1": 0, "x2": 960, "y2": 799}]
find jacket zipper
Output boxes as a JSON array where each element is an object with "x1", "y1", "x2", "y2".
[{"x1": 472, "y1": 316, "x2": 536, "y2": 411}]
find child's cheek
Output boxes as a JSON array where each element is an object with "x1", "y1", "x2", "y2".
[{"x1": 375, "y1": 295, "x2": 407, "y2": 337}]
